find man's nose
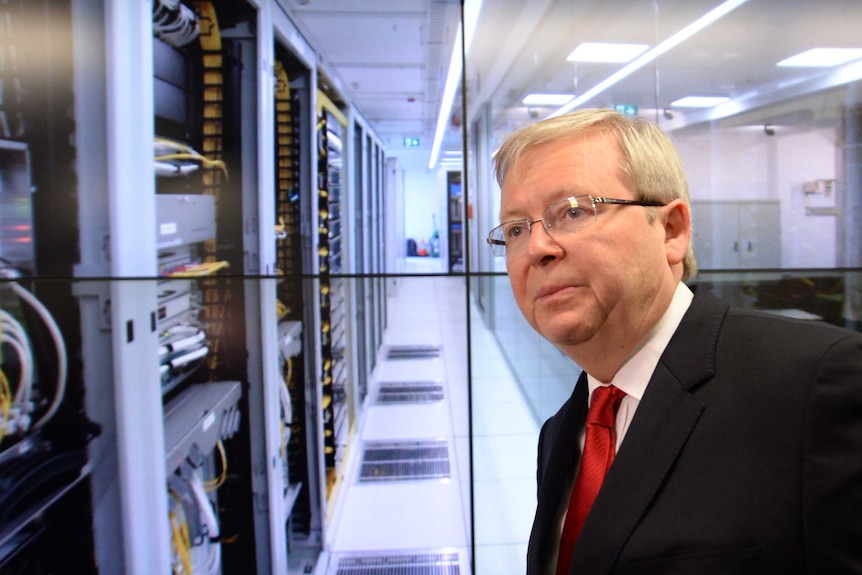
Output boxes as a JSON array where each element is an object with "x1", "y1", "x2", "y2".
[{"x1": 524, "y1": 222, "x2": 562, "y2": 264}]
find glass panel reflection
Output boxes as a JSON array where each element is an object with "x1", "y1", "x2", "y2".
[
  {"x1": 0, "y1": 271, "x2": 474, "y2": 572},
  {"x1": 466, "y1": 2, "x2": 862, "y2": 572}
]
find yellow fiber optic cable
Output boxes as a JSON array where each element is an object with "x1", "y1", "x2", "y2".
[
  {"x1": 0, "y1": 370, "x2": 11, "y2": 444},
  {"x1": 154, "y1": 152, "x2": 229, "y2": 178},
  {"x1": 0, "y1": 316, "x2": 7, "y2": 442},
  {"x1": 169, "y1": 508, "x2": 192, "y2": 575},
  {"x1": 204, "y1": 440, "x2": 228, "y2": 491}
]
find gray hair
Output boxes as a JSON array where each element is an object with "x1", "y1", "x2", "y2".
[{"x1": 494, "y1": 108, "x2": 697, "y2": 281}]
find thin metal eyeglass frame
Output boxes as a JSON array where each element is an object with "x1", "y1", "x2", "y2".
[{"x1": 486, "y1": 195, "x2": 667, "y2": 257}]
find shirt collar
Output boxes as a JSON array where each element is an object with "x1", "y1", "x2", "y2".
[{"x1": 588, "y1": 282, "x2": 694, "y2": 401}]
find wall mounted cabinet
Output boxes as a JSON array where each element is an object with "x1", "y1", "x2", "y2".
[{"x1": 692, "y1": 200, "x2": 781, "y2": 270}]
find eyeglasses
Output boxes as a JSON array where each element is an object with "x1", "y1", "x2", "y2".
[{"x1": 487, "y1": 195, "x2": 666, "y2": 257}]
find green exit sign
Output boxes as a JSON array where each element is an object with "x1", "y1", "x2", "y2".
[
  {"x1": 403, "y1": 137, "x2": 420, "y2": 147},
  {"x1": 614, "y1": 104, "x2": 638, "y2": 118}
]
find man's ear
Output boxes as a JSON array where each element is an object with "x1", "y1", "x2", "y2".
[{"x1": 662, "y1": 199, "x2": 690, "y2": 266}]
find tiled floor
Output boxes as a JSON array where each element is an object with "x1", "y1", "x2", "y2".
[{"x1": 326, "y1": 259, "x2": 540, "y2": 574}]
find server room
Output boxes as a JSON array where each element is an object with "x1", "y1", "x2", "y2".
[{"x1": 0, "y1": 0, "x2": 860, "y2": 574}]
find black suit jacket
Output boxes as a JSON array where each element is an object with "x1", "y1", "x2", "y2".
[{"x1": 528, "y1": 286, "x2": 862, "y2": 574}]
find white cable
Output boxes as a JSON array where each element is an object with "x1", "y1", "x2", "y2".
[
  {"x1": 164, "y1": 325, "x2": 201, "y2": 338},
  {"x1": 169, "y1": 346, "x2": 209, "y2": 369},
  {"x1": 197, "y1": 536, "x2": 221, "y2": 575},
  {"x1": 160, "y1": 331, "x2": 205, "y2": 358},
  {"x1": 279, "y1": 377, "x2": 292, "y2": 427},
  {"x1": 157, "y1": 0, "x2": 181, "y2": 11},
  {"x1": 1, "y1": 326, "x2": 32, "y2": 405},
  {"x1": 10, "y1": 282, "x2": 67, "y2": 430},
  {"x1": 189, "y1": 468, "x2": 219, "y2": 539},
  {"x1": 169, "y1": 331, "x2": 206, "y2": 352},
  {"x1": 1, "y1": 310, "x2": 33, "y2": 405},
  {"x1": 155, "y1": 160, "x2": 200, "y2": 177}
]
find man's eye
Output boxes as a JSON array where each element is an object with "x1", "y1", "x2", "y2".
[
  {"x1": 506, "y1": 225, "x2": 524, "y2": 238},
  {"x1": 564, "y1": 207, "x2": 587, "y2": 220}
]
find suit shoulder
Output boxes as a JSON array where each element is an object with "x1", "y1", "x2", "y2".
[{"x1": 724, "y1": 306, "x2": 862, "y2": 345}]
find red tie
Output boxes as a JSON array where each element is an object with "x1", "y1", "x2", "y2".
[{"x1": 556, "y1": 385, "x2": 626, "y2": 575}]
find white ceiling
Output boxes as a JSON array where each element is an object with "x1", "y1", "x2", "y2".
[
  {"x1": 284, "y1": 0, "x2": 461, "y2": 153},
  {"x1": 281, "y1": 0, "x2": 862, "y2": 156}
]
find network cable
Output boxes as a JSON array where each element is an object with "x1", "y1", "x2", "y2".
[
  {"x1": 8, "y1": 280, "x2": 68, "y2": 431},
  {"x1": 0, "y1": 274, "x2": 68, "y2": 439},
  {"x1": 203, "y1": 440, "x2": 227, "y2": 492},
  {"x1": 169, "y1": 499, "x2": 193, "y2": 575},
  {"x1": 155, "y1": 137, "x2": 229, "y2": 179}
]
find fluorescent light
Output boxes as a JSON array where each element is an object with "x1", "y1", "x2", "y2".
[
  {"x1": 428, "y1": 25, "x2": 462, "y2": 170},
  {"x1": 670, "y1": 96, "x2": 729, "y2": 108},
  {"x1": 551, "y1": 0, "x2": 750, "y2": 118},
  {"x1": 566, "y1": 42, "x2": 649, "y2": 63},
  {"x1": 429, "y1": 0, "x2": 484, "y2": 170},
  {"x1": 777, "y1": 48, "x2": 862, "y2": 68},
  {"x1": 522, "y1": 93, "x2": 575, "y2": 106}
]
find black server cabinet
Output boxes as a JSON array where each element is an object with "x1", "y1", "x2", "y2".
[
  {"x1": 0, "y1": 1, "x2": 98, "y2": 573},
  {"x1": 152, "y1": 2, "x2": 258, "y2": 572}
]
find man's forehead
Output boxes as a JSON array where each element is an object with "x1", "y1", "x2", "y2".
[{"x1": 504, "y1": 132, "x2": 620, "y2": 184}]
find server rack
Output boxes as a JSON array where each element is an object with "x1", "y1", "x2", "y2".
[
  {"x1": 316, "y1": 92, "x2": 352, "y2": 503},
  {"x1": 0, "y1": 2, "x2": 99, "y2": 573},
  {"x1": 447, "y1": 171, "x2": 464, "y2": 272},
  {"x1": 0, "y1": 1, "x2": 394, "y2": 573},
  {"x1": 152, "y1": 2, "x2": 258, "y2": 573},
  {"x1": 270, "y1": 30, "x2": 327, "y2": 572}
]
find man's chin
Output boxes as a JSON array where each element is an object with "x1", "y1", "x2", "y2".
[{"x1": 534, "y1": 320, "x2": 591, "y2": 348}]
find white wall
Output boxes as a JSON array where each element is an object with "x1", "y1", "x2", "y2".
[
  {"x1": 390, "y1": 148, "x2": 444, "y2": 255},
  {"x1": 395, "y1": 124, "x2": 841, "y2": 271},
  {"x1": 674, "y1": 125, "x2": 838, "y2": 268},
  {"x1": 776, "y1": 128, "x2": 837, "y2": 268}
]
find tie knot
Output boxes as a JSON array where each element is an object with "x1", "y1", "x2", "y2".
[{"x1": 587, "y1": 385, "x2": 626, "y2": 428}]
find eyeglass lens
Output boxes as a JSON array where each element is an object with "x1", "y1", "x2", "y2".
[{"x1": 489, "y1": 196, "x2": 596, "y2": 256}]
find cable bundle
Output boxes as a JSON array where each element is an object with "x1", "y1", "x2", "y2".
[
  {"x1": 0, "y1": 278, "x2": 67, "y2": 446},
  {"x1": 155, "y1": 137, "x2": 229, "y2": 179},
  {"x1": 168, "y1": 455, "x2": 225, "y2": 575},
  {"x1": 153, "y1": 0, "x2": 200, "y2": 48},
  {"x1": 158, "y1": 325, "x2": 209, "y2": 391}
]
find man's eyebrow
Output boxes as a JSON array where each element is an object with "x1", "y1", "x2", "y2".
[
  {"x1": 498, "y1": 209, "x2": 527, "y2": 222},
  {"x1": 499, "y1": 189, "x2": 584, "y2": 221}
]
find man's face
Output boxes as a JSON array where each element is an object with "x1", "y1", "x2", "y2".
[{"x1": 500, "y1": 131, "x2": 674, "y2": 358}]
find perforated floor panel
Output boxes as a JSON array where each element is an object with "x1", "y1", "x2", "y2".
[
  {"x1": 385, "y1": 345, "x2": 442, "y2": 360},
  {"x1": 376, "y1": 381, "x2": 444, "y2": 404},
  {"x1": 333, "y1": 551, "x2": 461, "y2": 575},
  {"x1": 358, "y1": 440, "x2": 450, "y2": 482}
]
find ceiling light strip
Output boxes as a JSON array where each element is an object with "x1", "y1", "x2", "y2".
[
  {"x1": 429, "y1": 0, "x2": 483, "y2": 170},
  {"x1": 428, "y1": 24, "x2": 463, "y2": 170},
  {"x1": 549, "y1": 0, "x2": 751, "y2": 118}
]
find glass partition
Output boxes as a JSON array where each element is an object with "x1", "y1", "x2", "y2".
[
  {"x1": 12, "y1": 0, "x2": 862, "y2": 573},
  {"x1": 468, "y1": 0, "x2": 862, "y2": 427},
  {"x1": 465, "y1": 3, "x2": 862, "y2": 571}
]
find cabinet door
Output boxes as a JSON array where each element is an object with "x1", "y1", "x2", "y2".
[
  {"x1": 692, "y1": 201, "x2": 719, "y2": 269},
  {"x1": 739, "y1": 202, "x2": 781, "y2": 268},
  {"x1": 714, "y1": 202, "x2": 743, "y2": 268},
  {"x1": 692, "y1": 201, "x2": 781, "y2": 270}
]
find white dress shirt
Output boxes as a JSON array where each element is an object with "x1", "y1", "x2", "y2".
[
  {"x1": 552, "y1": 282, "x2": 694, "y2": 570},
  {"x1": 583, "y1": 282, "x2": 694, "y2": 451}
]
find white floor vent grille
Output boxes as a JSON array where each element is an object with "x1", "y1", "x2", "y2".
[
  {"x1": 385, "y1": 345, "x2": 441, "y2": 360},
  {"x1": 358, "y1": 440, "x2": 450, "y2": 482},
  {"x1": 377, "y1": 381, "x2": 444, "y2": 404},
  {"x1": 333, "y1": 551, "x2": 460, "y2": 575}
]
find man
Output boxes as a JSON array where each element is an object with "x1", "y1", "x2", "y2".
[{"x1": 488, "y1": 108, "x2": 862, "y2": 574}]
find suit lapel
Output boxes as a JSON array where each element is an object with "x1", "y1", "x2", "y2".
[
  {"x1": 528, "y1": 372, "x2": 589, "y2": 574},
  {"x1": 567, "y1": 286, "x2": 727, "y2": 574},
  {"x1": 569, "y1": 365, "x2": 706, "y2": 573}
]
